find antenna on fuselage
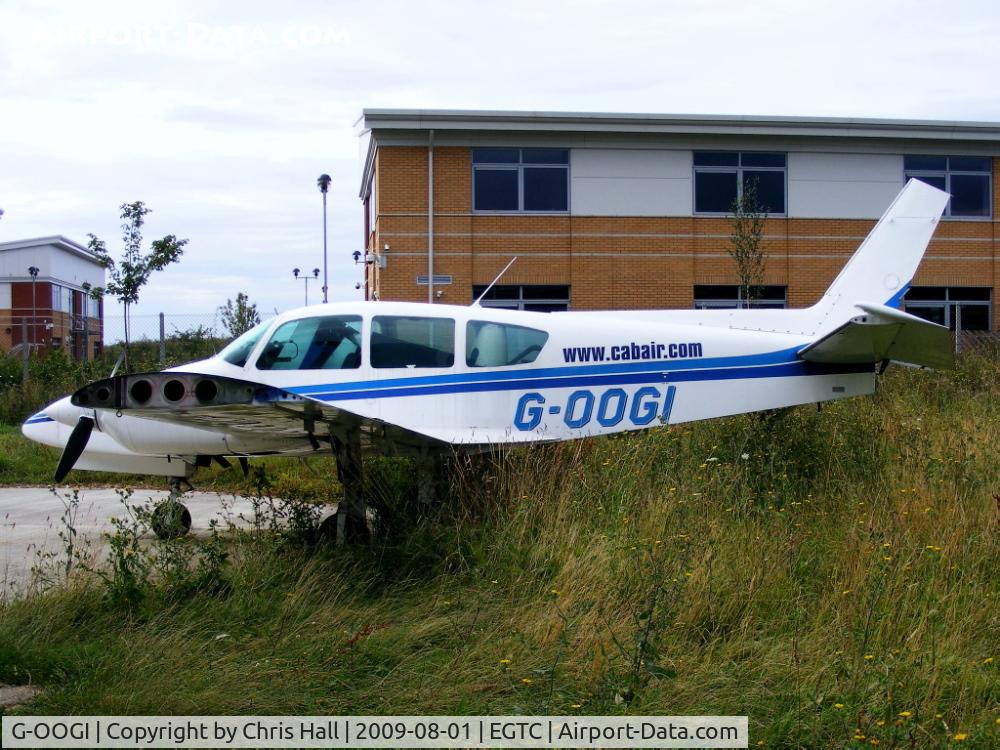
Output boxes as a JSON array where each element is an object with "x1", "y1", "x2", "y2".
[{"x1": 472, "y1": 257, "x2": 517, "y2": 307}]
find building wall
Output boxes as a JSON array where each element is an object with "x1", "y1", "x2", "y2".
[
  {"x1": 0, "y1": 240, "x2": 105, "y2": 358},
  {"x1": 368, "y1": 144, "x2": 1000, "y2": 329}
]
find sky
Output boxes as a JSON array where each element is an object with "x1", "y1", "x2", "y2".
[{"x1": 1, "y1": 0, "x2": 999, "y2": 330}]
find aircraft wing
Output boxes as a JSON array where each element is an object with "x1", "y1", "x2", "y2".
[
  {"x1": 798, "y1": 302, "x2": 954, "y2": 370},
  {"x1": 70, "y1": 372, "x2": 447, "y2": 453}
]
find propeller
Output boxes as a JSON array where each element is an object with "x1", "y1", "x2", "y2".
[{"x1": 53, "y1": 416, "x2": 95, "y2": 482}]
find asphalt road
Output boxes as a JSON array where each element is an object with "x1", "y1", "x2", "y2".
[{"x1": 0, "y1": 487, "x2": 257, "y2": 596}]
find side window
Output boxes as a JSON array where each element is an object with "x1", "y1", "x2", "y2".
[
  {"x1": 256, "y1": 315, "x2": 362, "y2": 370},
  {"x1": 371, "y1": 316, "x2": 454, "y2": 368},
  {"x1": 466, "y1": 321, "x2": 549, "y2": 366}
]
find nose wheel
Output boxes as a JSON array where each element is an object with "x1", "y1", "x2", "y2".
[{"x1": 151, "y1": 480, "x2": 193, "y2": 539}]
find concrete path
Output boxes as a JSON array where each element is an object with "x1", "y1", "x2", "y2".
[{"x1": 0, "y1": 487, "x2": 258, "y2": 596}]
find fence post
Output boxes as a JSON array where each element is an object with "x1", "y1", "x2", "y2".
[
  {"x1": 159, "y1": 312, "x2": 166, "y2": 364},
  {"x1": 21, "y1": 319, "x2": 29, "y2": 381},
  {"x1": 954, "y1": 305, "x2": 961, "y2": 355}
]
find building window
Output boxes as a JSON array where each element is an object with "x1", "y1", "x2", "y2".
[
  {"x1": 472, "y1": 284, "x2": 570, "y2": 312},
  {"x1": 693, "y1": 284, "x2": 787, "y2": 309},
  {"x1": 49, "y1": 284, "x2": 73, "y2": 312},
  {"x1": 371, "y1": 315, "x2": 455, "y2": 368},
  {"x1": 85, "y1": 295, "x2": 100, "y2": 318},
  {"x1": 473, "y1": 148, "x2": 569, "y2": 212},
  {"x1": 693, "y1": 152, "x2": 786, "y2": 214},
  {"x1": 904, "y1": 287, "x2": 991, "y2": 330},
  {"x1": 904, "y1": 156, "x2": 992, "y2": 218}
]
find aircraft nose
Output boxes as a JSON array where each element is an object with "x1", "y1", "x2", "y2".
[
  {"x1": 21, "y1": 408, "x2": 59, "y2": 446},
  {"x1": 43, "y1": 396, "x2": 85, "y2": 426}
]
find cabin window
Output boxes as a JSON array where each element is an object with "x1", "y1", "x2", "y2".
[
  {"x1": 371, "y1": 315, "x2": 454, "y2": 368},
  {"x1": 256, "y1": 315, "x2": 362, "y2": 370},
  {"x1": 219, "y1": 321, "x2": 272, "y2": 367},
  {"x1": 466, "y1": 321, "x2": 549, "y2": 367}
]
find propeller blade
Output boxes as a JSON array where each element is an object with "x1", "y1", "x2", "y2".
[{"x1": 53, "y1": 416, "x2": 95, "y2": 482}]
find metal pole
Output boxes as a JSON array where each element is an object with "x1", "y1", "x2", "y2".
[
  {"x1": 30, "y1": 275, "x2": 36, "y2": 346},
  {"x1": 159, "y1": 312, "x2": 166, "y2": 364},
  {"x1": 428, "y1": 129, "x2": 434, "y2": 304},
  {"x1": 322, "y1": 190, "x2": 329, "y2": 303},
  {"x1": 21, "y1": 319, "x2": 29, "y2": 381}
]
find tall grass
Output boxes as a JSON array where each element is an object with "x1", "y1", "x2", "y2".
[{"x1": 0, "y1": 352, "x2": 997, "y2": 746}]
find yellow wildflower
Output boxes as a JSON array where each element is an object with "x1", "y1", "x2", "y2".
[
  {"x1": 499, "y1": 659, "x2": 511, "y2": 665},
  {"x1": 953, "y1": 734, "x2": 967, "y2": 742},
  {"x1": 570, "y1": 703, "x2": 582, "y2": 709},
  {"x1": 898, "y1": 711, "x2": 911, "y2": 718},
  {"x1": 982, "y1": 657, "x2": 993, "y2": 665},
  {"x1": 521, "y1": 677, "x2": 533, "y2": 685},
  {"x1": 864, "y1": 654, "x2": 875, "y2": 661},
  {"x1": 834, "y1": 703, "x2": 845, "y2": 709}
]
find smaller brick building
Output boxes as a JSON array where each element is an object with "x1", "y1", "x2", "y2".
[
  {"x1": 0, "y1": 236, "x2": 105, "y2": 359},
  {"x1": 358, "y1": 110, "x2": 1000, "y2": 331}
]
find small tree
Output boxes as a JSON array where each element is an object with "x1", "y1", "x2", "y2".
[
  {"x1": 219, "y1": 292, "x2": 261, "y2": 338},
  {"x1": 727, "y1": 179, "x2": 768, "y2": 309},
  {"x1": 88, "y1": 202, "x2": 187, "y2": 372}
]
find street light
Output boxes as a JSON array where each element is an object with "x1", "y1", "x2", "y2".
[
  {"x1": 27, "y1": 266, "x2": 39, "y2": 346},
  {"x1": 293, "y1": 267, "x2": 320, "y2": 306},
  {"x1": 317, "y1": 173, "x2": 332, "y2": 304}
]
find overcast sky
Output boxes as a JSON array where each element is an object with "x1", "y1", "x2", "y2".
[{"x1": 1, "y1": 0, "x2": 998, "y2": 329}]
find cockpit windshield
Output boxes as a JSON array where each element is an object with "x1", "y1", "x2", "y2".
[
  {"x1": 256, "y1": 315, "x2": 362, "y2": 370},
  {"x1": 217, "y1": 321, "x2": 272, "y2": 367}
]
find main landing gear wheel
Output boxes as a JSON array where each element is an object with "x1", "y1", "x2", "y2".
[
  {"x1": 151, "y1": 479, "x2": 193, "y2": 540},
  {"x1": 151, "y1": 500, "x2": 192, "y2": 540}
]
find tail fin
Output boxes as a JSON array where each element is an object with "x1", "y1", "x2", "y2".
[{"x1": 811, "y1": 179, "x2": 950, "y2": 332}]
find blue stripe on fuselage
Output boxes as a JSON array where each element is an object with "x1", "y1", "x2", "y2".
[
  {"x1": 288, "y1": 346, "x2": 804, "y2": 399},
  {"x1": 24, "y1": 414, "x2": 54, "y2": 425},
  {"x1": 289, "y1": 359, "x2": 872, "y2": 404}
]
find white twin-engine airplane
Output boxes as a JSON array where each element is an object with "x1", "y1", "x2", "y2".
[{"x1": 24, "y1": 180, "x2": 953, "y2": 540}]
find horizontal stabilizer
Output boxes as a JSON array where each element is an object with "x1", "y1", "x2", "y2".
[{"x1": 799, "y1": 302, "x2": 954, "y2": 370}]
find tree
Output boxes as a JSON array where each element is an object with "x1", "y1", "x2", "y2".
[
  {"x1": 727, "y1": 179, "x2": 768, "y2": 309},
  {"x1": 87, "y1": 202, "x2": 187, "y2": 372},
  {"x1": 219, "y1": 292, "x2": 261, "y2": 338}
]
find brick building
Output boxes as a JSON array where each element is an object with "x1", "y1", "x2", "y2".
[
  {"x1": 358, "y1": 110, "x2": 1000, "y2": 331},
  {"x1": 0, "y1": 236, "x2": 104, "y2": 359}
]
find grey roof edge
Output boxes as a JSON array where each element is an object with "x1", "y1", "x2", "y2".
[
  {"x1": 0, "y1": 235, "x2": 102, "y2": 263},
  {"x1": 358, "y1": 108, "x2": 1000, "y2": 195},
  {"x1": 361, "y1": 108, "x2": 1000, "y2": 133}
]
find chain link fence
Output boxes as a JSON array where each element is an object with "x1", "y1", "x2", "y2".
[{"x1": 103, "y1": 312, "x2": 277, "y2": 367}]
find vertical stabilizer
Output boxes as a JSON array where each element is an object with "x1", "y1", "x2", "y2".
[{"x1": 810, "y1": 179, "x2": 949, "y2": 332}]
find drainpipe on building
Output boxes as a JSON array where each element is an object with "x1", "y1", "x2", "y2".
[{"x1": 428, "y1": 129, "x2": 434, "y2": 304}]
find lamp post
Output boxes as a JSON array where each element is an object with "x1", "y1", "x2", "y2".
[
  {"x1": 317, "y1": 174, "x2": 331, "y2": 304},
  {"x1": 293, "y1": 267, "x2": 320, "y2": 306},
  {"x1": 27, "y1": 266, "x2": 39, "y2": 347}
]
